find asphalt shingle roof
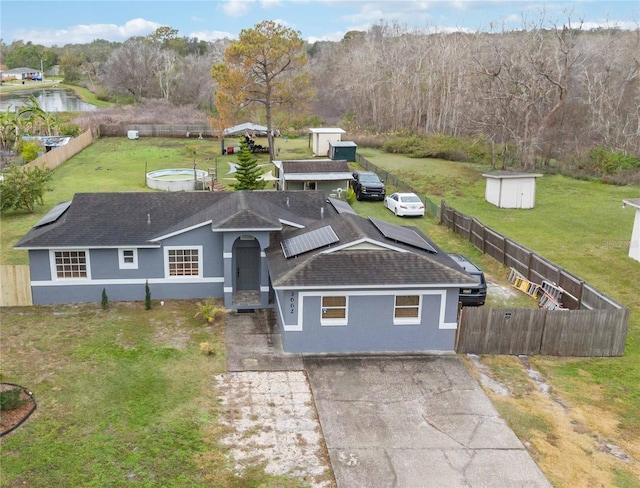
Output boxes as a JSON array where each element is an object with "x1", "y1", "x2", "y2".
[
  {"x1": 14, "y1": 191, "x2": 331, "y2": 249},
  {"x1": 282, "y1": 160, "x2": 350, "y2": 174},
  {"x1": 266, "y1": 213, "x2": 476, "y2": 288}
]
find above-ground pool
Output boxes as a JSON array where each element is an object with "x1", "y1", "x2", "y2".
[{"x1": 147, "y1": 168, "x2": 209, "y2": 191}]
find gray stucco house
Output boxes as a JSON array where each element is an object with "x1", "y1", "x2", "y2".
[{"x1": 15, "y1": 190, "x2": 476, "y2": 354}]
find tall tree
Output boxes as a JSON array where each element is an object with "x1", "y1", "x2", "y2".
[
  {"x1": 212, "y1": 20, "x2": 314, "y2": 162},
  {"x1": 231, "y1": 140, "x2": 266, "y2": 191}
]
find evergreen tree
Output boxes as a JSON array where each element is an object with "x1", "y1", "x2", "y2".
[
  {"x1": 145, "y1": 280, "x2": 152, "y2": 310},
  {"x1": 231, "y1": 140, "x2": 266, "y2": 191}
]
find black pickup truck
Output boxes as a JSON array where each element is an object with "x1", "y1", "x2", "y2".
[{"x1": 352, "y1": 171, "x2": 386, "y2": 201}]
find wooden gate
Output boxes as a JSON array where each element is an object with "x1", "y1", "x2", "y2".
[
  {"x1": 456, "y1": 307, "x2": 545, "y2": 355},
  {"x1": 0, "y1": 265, "x2": 32, "y2": 307}
]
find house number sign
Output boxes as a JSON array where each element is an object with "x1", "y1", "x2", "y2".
[{"x1": 289, "y1": 292, "x2": 296, "y2": 314}]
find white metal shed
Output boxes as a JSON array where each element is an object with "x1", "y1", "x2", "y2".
[
  {"x1": 623, "y1": 198, "x2": 640, "y2": 262},
  {"x1": 309, "y1": 128, "x2": 346, "y2": 156},
  {"x1": 482, "y1": 172, "x2": 543, "y2": 209}
]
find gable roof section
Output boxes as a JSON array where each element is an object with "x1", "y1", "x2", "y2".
[
  {"x1": 281, "y1": 160, "x2": 352, "y2": 182},
  {"x1": 266, "y1": 213, "x2": 476, "y2": 288},
  {"x1": 15, "y1": 191, "x2": 333, "y2": 249},
  {"x1": 282, "y1": 160, "x2": 349, "y2": 174}
]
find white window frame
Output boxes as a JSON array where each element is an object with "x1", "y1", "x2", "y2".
[
  {"x1": 118, "y1": 248, "x2": 138, "y2": 269},
  {"x1": 393, "y1": 294, "x2": 422, "y2": 325},
  {"x1": 50, "y1": 249, "x2": 91, "y2": 280},
  {"x1": 164, "y1": 246, "x2": 203, "y2": 278},
  {"x1": 320, "y1": 295, "x2": 348, "y2": 326}
]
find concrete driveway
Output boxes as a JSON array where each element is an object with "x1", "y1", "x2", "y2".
[
  {"x1": 225, "y1": 311, "x2": 551, "y2": 487},
  {"x1": 305, "y1": 356, "x2": 552, "y2": 488}
]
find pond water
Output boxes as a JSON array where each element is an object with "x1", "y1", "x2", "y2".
[{"x1": 0, "y1": 88, "x2": 98, "y2": 112}]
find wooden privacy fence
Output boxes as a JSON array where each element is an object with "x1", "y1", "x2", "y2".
[
  {"x1": 440, "y1": 200, "x2": 625, "y2": 312},
  {"x1": 0, "y1": 266, "x2": 32, "y2": 306},
  {"x1": 26, "y1": 128, "x2": 97, "y2": 171},
  {"x1": 456, "y1": 307, "x2": 630, "y2": 357},
  {"x1": 440, "y1": 200, "x2": 630, "y2": 356}
]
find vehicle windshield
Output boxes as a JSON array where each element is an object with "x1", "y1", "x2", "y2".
[
  {"x1": 401, "y1": 195, "x2": 421, "y2": 203},
  {"x1": 359, "y1": 174, "x2": 381, "y2": 183}
]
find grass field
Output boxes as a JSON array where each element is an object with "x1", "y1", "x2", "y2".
[{"x1": 1, "y1": 135, "x2": 639, "y2": 486}]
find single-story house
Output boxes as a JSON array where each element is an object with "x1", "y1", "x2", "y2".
[
  {"x1": 15, "y1": 190, "x2": 476, "y2": 354},
  {"x1": 1, "y1": 67, "x2": 43, "y2": 81},
  {"x1": 309, "y1": 128, "x2": 346, "y2": 156},
  {"x1": 623, "y1": 198, "x2": 640, "y2": 262},
  {"x1": 273, "y1": 159, "x2": 353, "y2": 195},
  {"x1": 482, "y1": 172, "x2": 543, "y2": 209}
]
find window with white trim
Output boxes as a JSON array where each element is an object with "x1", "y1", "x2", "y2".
[
  {"x1": 53, "y1": 250, "x2": 88, "y2": 279},
  {"x1": 118, "y1": 249, "x2": 138, "y2": 269},
  {"x1": 321, "y1": 295, "x2": 347, "y2": 326},
  {"x1": 165, "y1": 247, "x2": 201, "y2": 277},
  {"x1": 394, "y1": 295, "x2": 421, "y2": 324}
]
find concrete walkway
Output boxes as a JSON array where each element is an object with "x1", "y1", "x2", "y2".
[{"x1": 224, "y1": 310, "x2": 552, "y2": 488}]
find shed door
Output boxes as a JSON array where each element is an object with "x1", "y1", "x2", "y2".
[{"x1": 236, "y1": 243, "x2": 260, "y2": 291}]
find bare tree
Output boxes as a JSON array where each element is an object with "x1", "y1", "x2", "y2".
[{"x1": 101, "y1": 39, "x2": 162, "y2": 100}]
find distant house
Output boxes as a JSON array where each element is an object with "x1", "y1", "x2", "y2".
[
  {"x1": 273, "y1": 159, "x2": 353, "y2": 195},
  {"x1": 15, "y1": 190, "x2": 476, "y2": 354},
  {"x1": 1, "y1": 67, "x2": 42, "y2": 81},
  {"x1": 309, "y1": 128, "x2": 346, "y2": 156},
  {"x1": 623, "y1": 198, "x2": 640, "y2": 262},
  {"x1": 482, "y1": 172, "x2": 543, "y2": 209}
]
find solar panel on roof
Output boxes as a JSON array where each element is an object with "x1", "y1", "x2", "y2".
[
  {"x1": 281, "y1": 225, "x2": 339, "y2": 258},
  {"x1": 369, "y1": 217, "x2": 438, "y2": 253},
  {"x1": 33, "y1": 201, "x2": 72, "y2": 228},
  {"x1": 327, "y1": 197, "x2": 356, "y2": 215}
]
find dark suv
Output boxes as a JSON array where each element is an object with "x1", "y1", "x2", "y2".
[
  {"x1": 352, "y1": 171, "x2": 386, "y2": 201},
  {"x1": 448, "y1": 254, "x2": 487, "y2": 306}
]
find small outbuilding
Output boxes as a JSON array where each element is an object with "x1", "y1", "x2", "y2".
[
  {"x1": 623, "y1": 198, "x2": 640, "y2": 262},
  {"x1": 309, "y1": 128, "x2": 346, "y2": 156},
  {"x1": 482, "y1": 172, "x2": 543, "y2": 209},
  {"x1": 329, "y1": 140, "x2": 357, "y2": 162},
  {"x1": 273, "y1": 159, "x2": 352, "y2": 194}
]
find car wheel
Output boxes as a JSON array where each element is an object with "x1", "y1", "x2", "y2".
[{"x1": 394, "y1": 207, "x2": 398, "y2": 216}]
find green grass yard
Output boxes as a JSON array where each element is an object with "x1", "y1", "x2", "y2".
[{"x1": 2, "y1": 136, "x2": 639, "y2": 486}]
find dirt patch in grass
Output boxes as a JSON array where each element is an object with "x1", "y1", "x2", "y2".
[{"x1": 464, "y1": 355, "x2": 639, "y2": 487}]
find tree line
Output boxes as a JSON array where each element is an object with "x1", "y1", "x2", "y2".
[{"x1": 1, "y1": 16, "x2": 639, "y2": 174}]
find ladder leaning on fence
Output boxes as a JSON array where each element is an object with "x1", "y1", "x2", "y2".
[
  {"x1": 507, "y1": 268, "x2": 542, "y2": 300},
  {"x1": 538, "y1": 281, "x2": 566, "y2": 310},
  {"x1": 508, "y1": 268, "x2": 567, "y2": 310}
]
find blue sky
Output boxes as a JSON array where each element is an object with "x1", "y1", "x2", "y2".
[{"x1": 2, "y1": 1, "x2": 638, "y2": 46}]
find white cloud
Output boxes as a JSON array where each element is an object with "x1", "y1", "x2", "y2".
[
  {"x1": 11, "y1": 18, "x2": 161, "y2": 47},
  {"x1": 222, "y1": 0, "x2": 255, "y2": 17},
  {"x1": 190, "y1": 29, "x2": 236, "y2": 41},
  {"x1": 260, "y1": 0, "x2": 283, "y2": 8},
  {"x1": 307, "y1": 31, "x2": 347, "y2": 43}
]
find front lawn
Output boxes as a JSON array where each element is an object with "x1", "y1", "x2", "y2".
[{"x1": 0, "y1": 301, "x2": 309, "y2": 487}]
